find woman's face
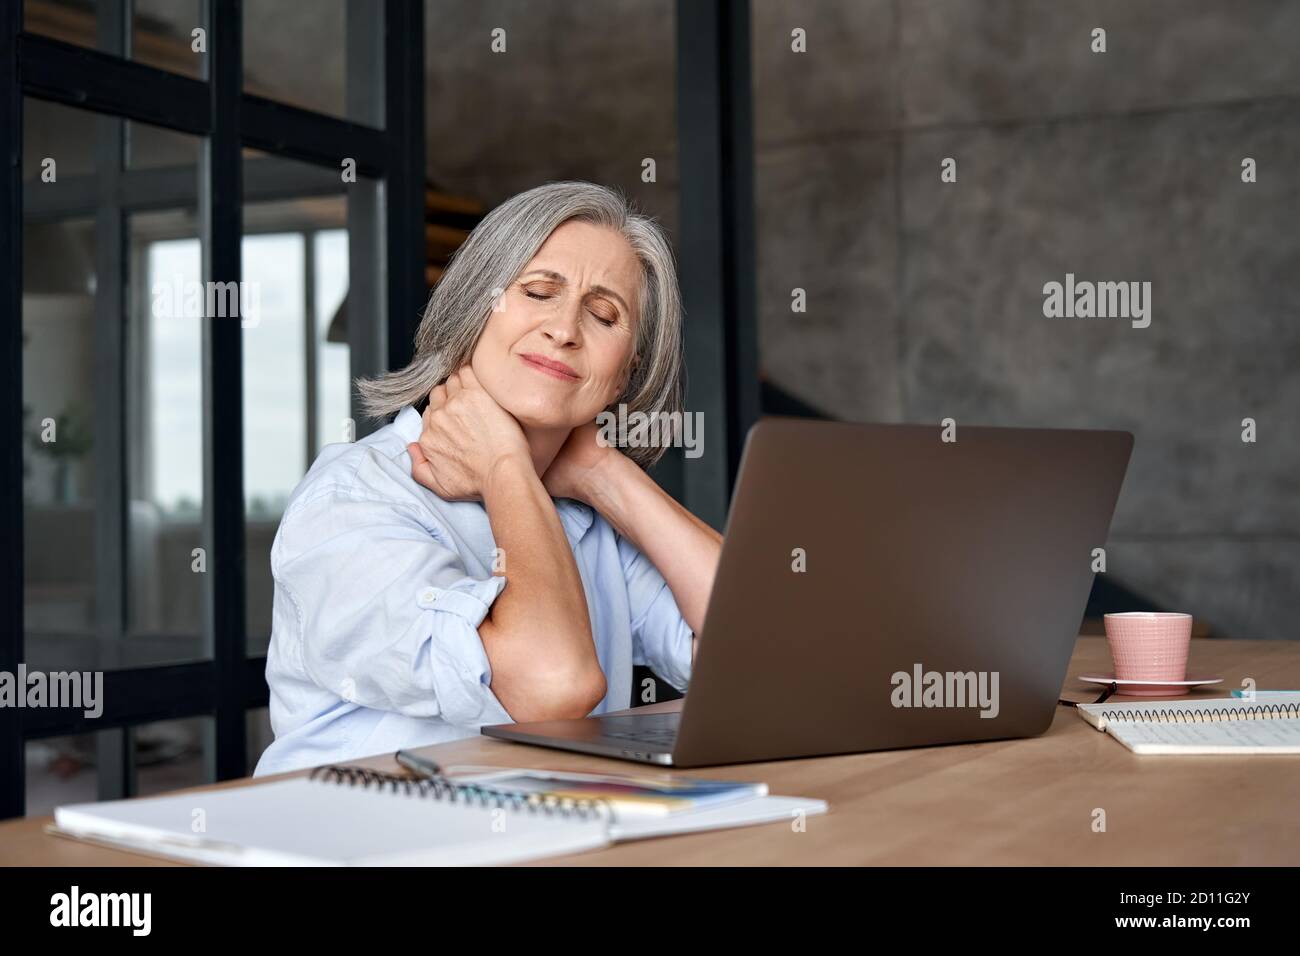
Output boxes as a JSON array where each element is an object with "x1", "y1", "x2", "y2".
[{"x1": 470, "y1": 220, "x2": 640, "y2": 430}]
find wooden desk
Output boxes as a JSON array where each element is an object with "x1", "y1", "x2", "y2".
[{"x1": 3, "y1": 636, "x2": 1298, "y2": 866}]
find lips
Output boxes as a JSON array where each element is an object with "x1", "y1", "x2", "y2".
[{"x1": 519, "y1": 352, "x2": 580, "y2": 381}]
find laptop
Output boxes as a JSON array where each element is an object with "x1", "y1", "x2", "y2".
[{"x1": 481, "y1": 417, "x2": 1133, "y2": 767}]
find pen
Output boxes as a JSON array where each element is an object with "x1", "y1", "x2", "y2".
[{"x1": 395, "y1": 750, "x2": 446, "y2": 781}]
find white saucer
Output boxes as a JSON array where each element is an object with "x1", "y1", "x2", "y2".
[{"x1": 1078, "y1": 675, "x2": 1223, "y2": 698}]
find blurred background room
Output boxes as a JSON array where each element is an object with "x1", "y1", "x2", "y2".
[{"x1": 6, "y1": 1, "x2": 1298, "y2": 817}]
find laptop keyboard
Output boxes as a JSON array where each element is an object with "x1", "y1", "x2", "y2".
[
  {"x1": 596, "y1": 713, "x2": 680, "y2": 747},
  {"x1": 601, "y1": 728, "x2": 679, "y2": 746}
]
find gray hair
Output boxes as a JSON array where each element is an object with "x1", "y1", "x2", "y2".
[{"x1": 356, "y1": 180, "x2": 685, "y2": 469}]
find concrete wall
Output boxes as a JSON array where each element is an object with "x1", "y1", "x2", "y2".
[{"x1": 752, "y1": 0, "x2": 1300, "y2": 639}]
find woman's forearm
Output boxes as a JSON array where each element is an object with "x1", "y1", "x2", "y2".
[
  {"x1": 478, "y1": 454, "x2": 605, "y2": 720},
  {"x1": 582, "y1": 452, "x2": 723, "y2": 640}
]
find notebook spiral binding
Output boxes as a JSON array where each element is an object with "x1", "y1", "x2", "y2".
[
  {"x1": 307, "y1": 765, "x2": 614, "y2": 823},
  {"x1": 1105, "y1": 701, "x2": 1300, "y2": 723}
]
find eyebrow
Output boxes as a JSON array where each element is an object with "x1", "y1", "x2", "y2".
[{"x1": 520, "y1": 269, "x2": 631, "y2": 317}]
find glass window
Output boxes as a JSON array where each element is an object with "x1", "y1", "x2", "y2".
[
  {"x1": 127, "y1": 213, "x2": 206, "y2": 656},
  {"x1": 246, "y1": 707, "x2": 273, "y2": 775},
  {"x1": 243, "y1": 230, "x2": 308, "y2": 514},
  {"x1": 139, "y1": 233, "x2": 203, "y2": 518},
  {"x1": 25, "y1": 734, "x2": 97, "y2": 817},
  {"x1": 134, "y1": 716, "x2": 213, "y2": 797},
  {"x1": 243, "y1": 0, "x2": 384, "y2": 126},
  {"x1": 25, "y1": 716, "x2": 212, "y2": 816},
  {"x1": 21, "y1": 205, "x2": 98, "y2": 664},
  {"x1": 23, "y1": 0, "x2": 206, "y2": 80},
  {"x1": 242, "y1": 151, "x2": 371, "y2": 652},
  {"x1": 314, "y1": 229, "x2": 352, "y2": 452},
  {"x1": 132, "y1": 0, "x2": 205, "y2": 77},
  {"x1": 23, "y1": 98, "x2": 208, "y2": 671},
  {"x1": 127, "y1": 118, "x2": 202, "y2": 171},
  {"x1": 23, "y1": 97, "x2": 99, "y2": 181}
]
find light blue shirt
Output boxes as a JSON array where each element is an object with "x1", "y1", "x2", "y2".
[{"x1": 254, "y1": 406, "x2": 694, "y2": 776}]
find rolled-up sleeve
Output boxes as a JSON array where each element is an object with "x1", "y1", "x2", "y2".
[
  {"x1": 272, "y1": 489, "x2": 513, "y2": 727},
  {"x1": 617, "y1": 534, "x2": 694, "y2": 692}
]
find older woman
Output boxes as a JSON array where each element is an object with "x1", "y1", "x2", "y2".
[{"x1": 255, "y1": 181, "x2": 722, "y2": 775}]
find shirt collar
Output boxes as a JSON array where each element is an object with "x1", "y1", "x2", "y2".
[
  {"x1": 394, "y1": 405, "x2": 595, "y2": 539},
  {"x1": 394, "y1": 405, "x2": 423, "y2": 444},
  {"x1": 555, "y1": 496, "x2": 595, "y2": 539}
]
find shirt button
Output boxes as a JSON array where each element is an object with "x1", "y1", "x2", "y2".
[{"x1": 421, "y1": 589, "x2": 437, "y2": 604}]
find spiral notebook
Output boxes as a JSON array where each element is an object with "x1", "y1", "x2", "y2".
[
  {"x1": 1077, "y1": 693, "x2": 1300, "y2": 754},
  {"x1": 51, "y1": 764, "x2": 827, "y2": 866}
]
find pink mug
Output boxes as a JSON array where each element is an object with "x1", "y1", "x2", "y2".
[{"x1": 1104, "y1": 612, "x2": 1192, "y2": 685}]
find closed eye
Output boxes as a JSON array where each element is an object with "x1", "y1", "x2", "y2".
[{"x1": 524, "y1": 288, "x2": 617, "y2": 326}]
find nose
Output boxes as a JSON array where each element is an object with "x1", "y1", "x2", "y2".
[{"x1": 539, "y1": 299, "x2": 582, "y2": 348}]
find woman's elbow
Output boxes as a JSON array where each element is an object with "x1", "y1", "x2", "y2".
[{"x1": 499, "y1": 664, "x2": 607, "y2": 723}]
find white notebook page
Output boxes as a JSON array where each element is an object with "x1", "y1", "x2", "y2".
[
  {"x1": 1078, "y1": 694, "x2": 1300, "y2": 754},
  {"x1": 1107, "y1": 717, "x2": 1300, "y2": 754},
  {"x1": 55, "y1": 777, "x2": 610, "y2": 866}
]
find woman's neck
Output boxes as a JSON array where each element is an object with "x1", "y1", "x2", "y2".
[{"x1": 521, "y1": 425, "x2": 570, "y2": 478}]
